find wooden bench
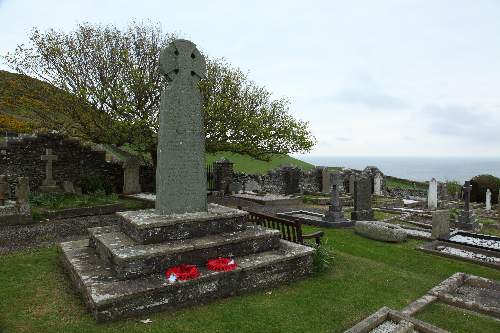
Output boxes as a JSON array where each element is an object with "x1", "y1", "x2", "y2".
[{"x1": 237, "y1": 206, "x2": 324, "y2": 246}]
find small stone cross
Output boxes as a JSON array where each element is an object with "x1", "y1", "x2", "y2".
[{"x1": 41, "y1": 148, "x2": 58, "y2": 186}]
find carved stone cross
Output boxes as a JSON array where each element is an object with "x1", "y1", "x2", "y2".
[
  {"x1": 463, "y1": 181, "x2": 472, "y2": 211},
  {"x1": 155, "y1": 39, "x2": 208, "y2": 215},
  {"x1": 41, "y1": 148, "x2": 58, "y2": 186}
]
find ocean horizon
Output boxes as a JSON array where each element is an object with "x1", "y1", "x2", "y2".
[{"x1": 296, "y1": 156, "x2": 500, "y2": 183}]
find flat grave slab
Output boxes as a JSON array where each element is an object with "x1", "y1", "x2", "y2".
[
  {"x1": 277, "y1": 210, "x2": 354, "y2": 228},
  {"x1": 232, "y1": 192, "x2": 302, "y2": 206},
  {"x1": 419, "y1": 240, "x2": 500, "y2": 270},
  {"x1": 442, "y1": 231, "x2": 500, "y2": 252},
  {"x1": 118, "y1": 203, "x2": 248, "y2": 244},
  {"x1": 343, "y1": 306, "x2": 449, "y2": 333}
]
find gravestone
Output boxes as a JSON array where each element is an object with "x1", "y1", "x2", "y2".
[
  {"x1": 62, "y1": 180, "x2": 76, "y2": 194},
  {"x1": 39, "y1": 148, "x2": 60, "y2": 193},
  {"x1": 15, "y1": 177, "x2": 30, "y2": 215},
  {"x1": 123, "y1": 157, "x2": 142, "y2": 195},
  {"x1": 431, "y1": 210, "x2": 450, "y2": 239},
  {"x1": 456, "y1": 181, "x2": 478, "y2": 230},
  {"x1": 323, "y1": 173, "x2": 347, "y2": 222},
  {"x1": 351, "y1": 175, "x2": 374, "y2": 220},
  {"x1": 155, "y1": 39, "x2": 208, "y2": 215},
  {"x1": 349, "y1": 174, "x2": 355, "y2": 194},
  {"x1": 373, "y1": 173, "x2": 383, "y2": 195},
  {"x1": 0, "y1": 175, "x2": 8, "y2": 205},
  {"x1": 498, "y1": 189, "x2": 500, "y2": 213},
  {"x1": 320, "y1": 167, "x2": 331, "y2": 193},
  {"x1": 485, "y1": 188, "x2": 491, "y2": 211},
  {"x1": 427, "y1": 178, "x2": 438, "y2": 211},
  {"x1": 214, "y1": 158, "x2": 234, "y2": 194},
  {"x1": 228, "y1": 182, "x2": 242, "y2": 194},
  {"x1": 282, "y1": 166, "x2": 300, "y2": 195}
]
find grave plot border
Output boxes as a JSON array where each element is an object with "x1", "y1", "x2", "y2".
[
  {"x1": 343, "y1": 306, "x2": 450, "y2": 333},
  {"x1": 419, "y1": 240, "x2": 500, "y2": 270}
]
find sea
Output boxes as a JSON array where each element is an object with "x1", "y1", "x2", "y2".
[{"x1": 296, "y1": 156, "x2": 500, "y2": 183}]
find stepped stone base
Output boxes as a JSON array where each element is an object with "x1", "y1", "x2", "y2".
[
  {"x1": 118, "y1": 203, "x2": 247, "y2": 244},
  {"x1": 89, "y1": 224, "x2": 281, "y2": 279},
  {"x1": 59, "y1": 238, "x2": 314, "y2": 322}
]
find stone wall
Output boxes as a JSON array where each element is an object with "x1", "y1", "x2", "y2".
[{"x1": 0, "y1": 134, "x2": 124, "y2": 195}]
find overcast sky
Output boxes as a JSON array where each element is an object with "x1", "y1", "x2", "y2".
[{"x1": 1, "y1": 0, "x2": 499, "y2": 157}]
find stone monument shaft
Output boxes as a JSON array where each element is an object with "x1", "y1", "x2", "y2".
[{"x1": 156, "y1": 39, "x2": 207, "y2": 215}]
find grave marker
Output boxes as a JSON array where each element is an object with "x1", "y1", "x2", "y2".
[
  {"x1": 427, "y1": 178, "x2": 438, "y2": 210},
  {"x1": 431, "y1": 210, "x2": 450, "y2": 239},
  {"x1": 40, "y1": 148, "x2": 60, "y2": 192},
  {"x1": 15, "y1": 177, "x2": 30, "y2": 215},
  {"x1": 123, "y1": 158, "x2": 141, "y2": 195},
  {"x1": 323, "y1": 173, "x2": 347, "y2": 222},
  {"x1": 155, "y1": 39, "x2": 207, "y2": 215},
  {"x1": 0, "y1": 175, "x2": 8, "y2": 206},
  {"x1": 351, "y1": 175, "x2": 374, "y2": 220},
  {"x1": 485, "y1": 188, "x2": 491, "y2": 211},
  {"x1": 373, "y1": 173, "x2": 383, "y2": 195}
]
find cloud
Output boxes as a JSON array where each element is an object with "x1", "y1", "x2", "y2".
[
  {"x1": 335, "y1": 136, "x2": 352, "y2": 142},
  {"x1": 422, "y1": 104, "x2": 500, "y2": 142}
]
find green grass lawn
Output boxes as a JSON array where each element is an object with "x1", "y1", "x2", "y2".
[
  {"x1": 1, "y1": 228, "x2": 499, "y2": 333},
  {"x1": 206, "y1": 151, "x2": 315, "y2": 174},
  {"x1": 385, "y1": 176, "x2": 428, "y2": 191}
]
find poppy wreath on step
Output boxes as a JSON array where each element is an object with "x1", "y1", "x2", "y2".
[
  {"x1": 206, "y1": 257, "x2": 238, "y2": 272},
  {"x1": 165, "y1": 264, "x2": 200, "y2": 282}
]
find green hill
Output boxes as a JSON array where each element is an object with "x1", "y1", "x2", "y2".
[{"x1": 206, "y1": 151, "x2": 315, "y2": 174}]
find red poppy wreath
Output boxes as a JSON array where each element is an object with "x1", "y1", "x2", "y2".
[
  {"x1": 165, "y1": 264, "x2": 200, "y2": 282},
  {"x1": 206, "y1": 257, "x2": 238, "y2": 272}
]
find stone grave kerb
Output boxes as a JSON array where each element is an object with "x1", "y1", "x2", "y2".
[{"x1": 155, "y1": 39, "x2": 208, "y2": 215}]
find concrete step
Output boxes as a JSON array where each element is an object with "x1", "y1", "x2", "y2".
[
  {"x1": 117, "y1": 203, "x2": 248, "y2": 244},
  {"x1": 88, "y1": 224, "x2": 281, "y2": 279},
  {"x1": 59, "y1": 238, "x2": 314, "y2": 322}
]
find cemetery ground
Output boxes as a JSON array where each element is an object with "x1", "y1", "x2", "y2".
[{"x1": 1, "y1": 220, "x2": 499, "y2": 332}]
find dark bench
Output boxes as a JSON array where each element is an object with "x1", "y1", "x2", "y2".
[{"x1": 237, "y1": 206, "x2": 324, "y2": 246}]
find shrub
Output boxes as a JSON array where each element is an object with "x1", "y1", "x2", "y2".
[
  {"x1": 78, "y1": 173, "x2": 113, "y2": 194},
  {"x1": 446, "y1": 180, "x2": 461, "y2": 198},
  {"x1": 470, "y1": 174, "x2": 500, "y2": 204},
  {"x1": 312, "y1": 242, "x2": 334, "y2": 273}
]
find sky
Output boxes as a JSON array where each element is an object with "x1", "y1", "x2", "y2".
[{"x1": 1, "y1": 0, "x2": 499, "y2": 157}]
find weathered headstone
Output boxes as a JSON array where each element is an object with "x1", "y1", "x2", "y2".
[
  {"x1": 0, "y1": 175, "x2": 8, "y2": 205},
  {"x1": 373, "y1": 173, "x2": 383, "y2": 195},
  {"x1": 431, "y1": 210, "x2": 450, "y2": 239},
  {"x1": 228, "y1": 182, "x2": 242, "y2": 194},
  {"x1": 427, "y1": 178, "x2": 438, "y2": 211},
  {"x1": 155, "y1": 39, "x2": 207, "y2": 215},
  {"x1": 214, "y1": 158, "x2": 234, "y2": 194},
  {"x1": 456, "y1": 181, "x2": 478, "y2": 230},
  {"x1": 323, "y1": 173, "x2": 347, "y2": 222},
  {"x1": 320, "y1": 167, "x2": 331, "y2": 194},
  {"x1": 485, "y1": 188, "x2": 492, "y2": 211},
  {"x1": 62, "y1": 180, "x2": 76, "y2": 194},
  {"x1": 15, "y1": 177, "x2": 30, "y2": 215},
  {"x1": 349, "y1": 174, "x2": 355, "y2": 194},
  {"x1": 498, "y1": 189, "x2": 500, "y2": 213},
  {"x1": 282, "y1": 166, "x2": 300, "y2": 195},
  {"x1": 351, "y1": 175, "x2": 374, "y2": 220},
  {"x1": 123, "y1": 158, "x2": 142, "y2": 195},
  {"x1": 40, "y1": 148, "x2": 60, "y2": 192}
]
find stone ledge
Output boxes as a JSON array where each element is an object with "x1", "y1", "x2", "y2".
[
  {"x1": 118, "y1": 204, "x2": 248, "y2": 244},
  {"x1": 89, "y1": 224, "x2": 281, "y2": 279},
  {"x1": 59, "y1": 238, "x2": 314, "y2": 322}
]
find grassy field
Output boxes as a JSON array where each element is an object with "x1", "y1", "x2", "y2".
[
  {"x1": 0, "y1": 227, "x2": 499, "y2": 333},
  {"x1": 206, "y1": 151, "x2": 315, "y2": 174}
]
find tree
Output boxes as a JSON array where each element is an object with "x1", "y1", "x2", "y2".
[{"x1": 3, "y1": 22, "x2": 315, "y2": 165}]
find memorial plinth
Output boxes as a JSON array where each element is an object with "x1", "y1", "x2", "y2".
[{"x1": 60, "y1": 205, "x2": 314, "y2": 321}]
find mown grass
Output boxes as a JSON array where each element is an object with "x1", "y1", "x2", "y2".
[
  {"x1": 206, "y1": 151, "x2": 315, "y2": 174},
  {"x1": 0, "y1": 228, "x2": 499, "y2": 333},
  {"x1": 385, "y1": 176, "x2": 427, "y2": 191}
]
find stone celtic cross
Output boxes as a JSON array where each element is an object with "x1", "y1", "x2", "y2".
[
  {"x1": 41, "y1": 148, "x2": 58, "y2": 186},
  {"x1": 155, "y1": 39, "x2": 207, "y2": 215},
  {"x1": 463, "y1": 181, "x2": 472, "y2": 211}
]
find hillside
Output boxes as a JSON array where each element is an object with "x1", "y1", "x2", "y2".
[{"x1": 206, "y1": 151, "x2": 315, "y2": 174}]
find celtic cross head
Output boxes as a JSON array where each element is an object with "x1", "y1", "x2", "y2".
[{"x1": 160, "y1": 39, "x2": 207, "y2": 82}]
